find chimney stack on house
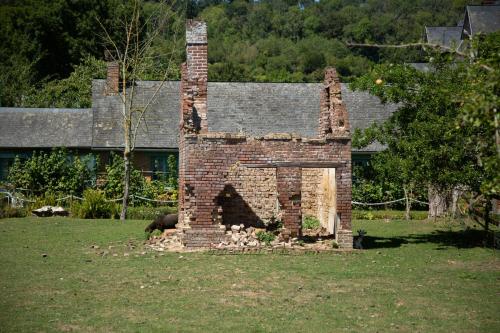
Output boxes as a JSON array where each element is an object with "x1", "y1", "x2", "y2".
[
  {"x1": 319, "y1": 68, "x2": 350, "y2": 137},
  {"x1": 105, "y1": 50, "x2": 119, "y2": 94},
  {"x1": 184, "y1": 20, "x2": 208, "y2": 133}
]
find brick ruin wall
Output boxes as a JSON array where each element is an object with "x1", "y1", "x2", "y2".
[
  {"x1": 177, "y1": 20, "x2": 352, "y2": 248},
  {"x1": 178, "y1": 134, "x2": 352, "y2": 247}
]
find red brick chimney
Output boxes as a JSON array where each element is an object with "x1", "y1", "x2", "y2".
[
  {"x1": 105, "y1": 50, "x2": 119, "y2": 94},
  {"x1": 319, "y1": 68, "x2": 350, "y2": 137},
  {"x1": 185, "y1": 20, "x2": 208, "y2": 132}
]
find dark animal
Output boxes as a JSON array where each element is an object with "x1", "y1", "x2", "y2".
[
  {"x1": 354, "y1": 229, "x2": 367, "y2": 249},
  {"x1": 145, "y1": 213, "x2": 178, "y2": 233}
]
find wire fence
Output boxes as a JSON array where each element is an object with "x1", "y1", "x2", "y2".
[
  {"x1": 0, "y1": 190, "x2": 177, "y2": 207},
  {"x1": 2, "y1": 189, "x2": 426, "y2": 208},
  {"x1": 352, "y1": 198, "x2": 429, "y2": 206}
]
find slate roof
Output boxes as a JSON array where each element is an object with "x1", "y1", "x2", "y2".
[
  {"x1": 91, "y1": 80, "x2": 396, "y2": 152},
  {"x1": 425, "y1": 26, "x2": 463, "y2": 49},
  {"x1": 0, "y1": 107, "x2": 92, "y2": 148},
  {"x1": 1, "y1": 81, "x2": 397, "y2": 153},
  {"x1": 208, "y1": 82, "x2": 396, "y2": 152},
  {"x1": 462, "y1": 5, "x2": 500, "y2": 38},
  {"x1": 92, "y1": 80, "x2": 180, "y2": 149}
]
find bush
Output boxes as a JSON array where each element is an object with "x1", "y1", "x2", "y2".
[
  {"x1": 125, "y1": 205, "x2": 178, "y2": 220},
  {"x1": 303, "y1": 215, "x2": 320, "y2": 229},
  {"x1": 7, "y1": 148, "x2": 97, "y2": 197},
  {"x1": 352, "y1": 209, "x2": 427, "y2": 220},
  {"x1": 0, "y1": 201, "x2": 27, "y2": 218},
  {"x1": 102, "y1": 152, "x2": 144, "y2": 200},
  {"x1": 71, "y1": 189, "x2": 118, "y2": 219},
  {"x1": 256, "y1": 231, "x2": 276, "y2": 245}
]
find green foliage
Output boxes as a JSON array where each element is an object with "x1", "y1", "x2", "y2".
[
  {"x1": 303, "y1": 216, "x2": 320, "y2": 229},
  {"x1": 166, "y1": 154, "x2": 178, "y2": 188},
  {"x1": 102, "y1": 152, "x2": 144, "y2": 200},
  {"x1": 150, "y1": 229, "x2": 162, "y2": 237},
  {"x1": 101, "y1": 152, "x2": 176, "y2": 206},
  {"x1": 7, "y1": 148, "x2": 97, "y2": 197},
  {"x1": 256, "y1": 230, "x2": 276, "y2": 246},
  {"x1": 126, "y1": 205, "x2": 177, "y2": 220},
  {"x1": 0, "y1": 199, "x2": 28, "y2": 219},
  {"x1": 71, "y1": 189, "x2": 118, "y2": 219},
  {"x1": 1, "y1": 0, "x2": 472, "y2": 106},
  {"x1": 352, "y1": 34, "x2": 499, "y2": 229},
  {"x1": 352, "y1": 209, "x2": 428, "y2": 221},
  {"x1": 22, "y1": 56, "x2": 106, "y2": 108},
  {"x1": 29, "y1": 193, "x2": 57, "y2": 209},
  {"x1": 458, "y1": 32, "x2": 500, "y2": 199}
]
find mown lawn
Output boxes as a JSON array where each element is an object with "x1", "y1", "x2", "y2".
[{"x1": 0, "y1": 217, "x2": 498, "y2": 333}]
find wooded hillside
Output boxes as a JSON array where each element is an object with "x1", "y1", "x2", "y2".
[{"x1": 0, "y1": 0, "x2": 478, "y2": 107}]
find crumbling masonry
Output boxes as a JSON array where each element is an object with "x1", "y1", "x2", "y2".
[{"x1": 177, "y1": 20, "x2": 353, "y2": 248}]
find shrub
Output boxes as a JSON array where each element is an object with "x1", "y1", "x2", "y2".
[
  {"x1": 71, "y1": 189, "x2": 118, "y2": 219},
  {"x1": 125, "y1": 205, "x2": 177, "y2": 220},
  {"x1": 303, "y1": 215, "x2": 320, "y2": 229},
  {"x1": 150, "y1": 229, "x2": 162, "y2": 237},
  {"x1": 256, "y1": 231, "x2": 276, "y2": 245},
  {"x1": 7, "y1": 148, "x2": 97, "y2": 196},
  {"x1": 0, "y1": 201, "x2": 27, "y2": 218},
  {"x1": 136, "y1": 180, "x2": 177, "y2": 207},
  {"x1": 352, "y1": 209, "x2": 427, "y2": 220}
]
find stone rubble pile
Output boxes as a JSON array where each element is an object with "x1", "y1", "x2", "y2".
[
  {"x1": 215, "y1": 224, "x2": 298, "y2": 249},
  {"x1": 145, "y1": 224, "x2": 342, "y2": 252},
  {"x1": 145, "y1": 229, "x2": 184, "y2": 252}
]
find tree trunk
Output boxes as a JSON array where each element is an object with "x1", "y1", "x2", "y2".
[
  {"x1": 120, "y1": 150, "x2": 131, "y2": 221},
  {"x1": 484, "y1": 198, "x2": 492, "y2": 234},
  {"x1": 450, "y1": 187, "x2": 462, "y2": 219},
  {"x1": 403, "y1": 185, "x2": 411, "y2": 220},
  {"x1": 428, "y1": 185, "x2": 449, "y2": 218}
]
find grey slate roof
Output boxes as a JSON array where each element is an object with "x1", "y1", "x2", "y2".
[
  {"x1": 425, "y1": 26, "x2": 463, "y2": 49},
  {"x1": 92, "y1": 80, "x2": 180, "y2": 149},
  {"x1": 462, "y1": 5, "x2": 500, "y2": 38},
  {"x1": 208, "y1": 82, "x2": 396, "y2": 152},
  {"x1": 1, "y1": 81, "x2": 397, "y2": 153},
  {"x1": 0, "y1": 107, "x2": 92, "y2": 148}
]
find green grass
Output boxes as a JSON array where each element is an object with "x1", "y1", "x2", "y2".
[{"x1": 0, "y1": 217, "x2": 498, "y2": 332}]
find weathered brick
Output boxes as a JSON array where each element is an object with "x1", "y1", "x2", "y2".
[{"x1": 177, "y1": 20, "x2": 352, "y2": 248}]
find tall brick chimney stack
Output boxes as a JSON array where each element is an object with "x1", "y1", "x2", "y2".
[
  {"x1": 185, "y1": 20, "x2": 208, "y2": 132},
  {"x1": 319, "y1": 67, "x2": 350, "y2": 137},
  {"x1": 105, "y1": 50, "x2": 119, "y2": 94}
]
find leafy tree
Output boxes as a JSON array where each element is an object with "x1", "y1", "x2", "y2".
[
  {"x1": 22, "y1": 56, "x2": 106, "y2": 108},
  {"x1": 352, "y1": 35, "x2": 499, "y2": 230},
  {"x1": 458, "y1": 32, "x2": 500, "y2": 230}
]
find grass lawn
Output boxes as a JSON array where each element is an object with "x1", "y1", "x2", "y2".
[{"x1": 0, "y1": 217, "x2": 498, "y2": 332}]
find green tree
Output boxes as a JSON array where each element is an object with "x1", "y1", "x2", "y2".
[
  {"x1": 22, "y1": 56, "x2": 106, "y2": 108},
  {"x1": 352, "y1": 35, "x2": 499, "y2": 230}
]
